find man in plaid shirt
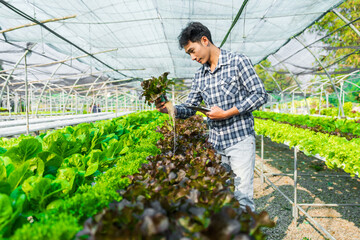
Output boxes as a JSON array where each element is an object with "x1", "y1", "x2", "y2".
[{"x1": 157, "y1": 22, "x2": 268, "y2": 212}]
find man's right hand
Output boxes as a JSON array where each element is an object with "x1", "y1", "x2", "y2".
[{"x1": 155, "y1": 98, "x2": 169, "y2": 114}]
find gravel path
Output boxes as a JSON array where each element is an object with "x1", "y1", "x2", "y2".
[{"x1": 253, "y1": 136, "x2": 360, "y2": 240}]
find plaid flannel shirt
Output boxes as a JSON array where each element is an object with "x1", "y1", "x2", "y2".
[{"x1": 175, "y1": 49, "x2": 268, "y2": 151}]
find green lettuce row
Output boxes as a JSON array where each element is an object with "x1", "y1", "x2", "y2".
[
  {"x1": 254, "y1": 118, "x2": 360, "y2": 177},
  {"x1": 253, "y1": 111, "x2": 360, "y2": 137},
  {"x1": 10, "y1": 137, "x2": 163, "y2": 240},
  {"x1": 0, "y1": 111, "x2": 168, "y2": 239}
]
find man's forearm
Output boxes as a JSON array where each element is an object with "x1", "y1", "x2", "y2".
[
  {"x1": 225, "y1": 106, "x2": 240, "y2": 118},
  {"x1": 235, "y1": 92, "x2": 268, "y2": 115},
  {"x1": 174, "y1": 104, "x2": 196, "y2": 119},
  {"x1": 206, "y1": 106, "x2": 239, "y2": 120}
]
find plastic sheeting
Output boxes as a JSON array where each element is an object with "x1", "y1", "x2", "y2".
[{"x1": 0, "y1": 0, "x2": 345, "y2": 83}]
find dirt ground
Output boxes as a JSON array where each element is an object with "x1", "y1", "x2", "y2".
[{"x1": 253, "y1": 136, "x2": 360, "y2": 240}]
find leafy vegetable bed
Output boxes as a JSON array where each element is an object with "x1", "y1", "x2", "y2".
[
  {"x1": 0, "y1": 111, "x2": 168, "y2": 239},
  {"x1": 253, "y1": 111, "x2": 360, "y2": 140},
  {"x1": 76, "y1": 115, "x2": 274, "y2": 240},
  {"x1": 255, "y1": 118, "x2": 360, "y2": 177}
]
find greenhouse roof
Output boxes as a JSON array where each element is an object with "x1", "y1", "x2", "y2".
[{"x1": 0, "y1": 0, "x2": 346, "y2": 91}]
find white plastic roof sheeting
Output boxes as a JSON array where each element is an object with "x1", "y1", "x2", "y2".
[{"x1": 0, "y1": 0, "x2": 345, "y2": 85}]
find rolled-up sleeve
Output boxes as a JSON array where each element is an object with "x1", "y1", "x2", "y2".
[
  {"x1": 235, "y1": 55, "x2": 268, "y2": 114},
  {"x1": 175, "y1": 77, "x2": 202, "y2": 119}
]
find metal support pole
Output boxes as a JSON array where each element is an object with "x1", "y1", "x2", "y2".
[
  {"x1": 326, "y1": 92, "x2": 329, "y2": 109},
  {"x1": 294, "y1": 37, "x2": 344, "y2": 117},
  {"x1": 293, "y1": 147, "x2": 298, "y2": 225},
  {"x1": 319, "y1": 86, "x2": 323, "y2": 114},
  {"x1": 292, "y1": 92, "x2": 295, "y2": 113},
  {"x1": 105, "y1": 88, "x2": 108, "y2": 112},
  {"x1": 63, "y1": 68, "x2": 91, "y2": 112},
  {"x1": 340, "y1": 82, "x2": 344, "y2": 117},
  {"x1": 44, "y1": 94, "x2": 47, "y2": 114},
  {"x1": 49, "y1": 90, "x2": 52, "y2": 116},
  {"x1": 343, "y1": 83, "x2": 346, "y2": 108},
  {"x1": 6, "y1": 85, "x2": 11, "y2": 117},
  {"x1": 24, "y1": 54, "x2": 29, "y2": 135},
  {"x1": 332, "y1": 9, "x2": 360, "y2": 37},
  {"x1": 30, "y1": 88, "x2": 33, "y2": 116},
  {"x1": 172, "y1": 84, "x2": 175, "y2": 104},
  {"x1": 62, "y1": 91, "x2": 65, "y2": 115},
  {"x1": 75, "y1": 93, "x2": 78, "y2": 114},
  {"x1": 91, "y1": 94, "x2": 95, "y2": 113},
  {"x1": 272, "y1": 55, "x2": 310, "y2": 114},
  {"x1": 115, "y1": 88, "x2": 119, "y2": 117},
  {"x1": 256, "y1": 136, "x2": 354, "y2": 240},
  {"x1": 124, "y1": 94, "x2": 127, "y2": 111},
  {"x1": 260, "y1": 134, "x2": 264, "y2": 186},
  {"x1": 70, "y1": 94, "x2": 74, "y2": 114},
  {"x1": 14, "y1": 92, "x2": 18, "y2": 113},
  {"x1": 35, "y1": 61, "x2": 64, "y2": 116},
  {"x1": 259, "y1": 63, "x2": 282, "y2": 92},
  {"x1": 0, "y1": 46, "x2": 35, "y2": 102}
]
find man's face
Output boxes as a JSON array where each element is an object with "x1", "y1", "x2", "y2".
[{"x1": 184, "y1": 36, "x2": 210, "y2": 65}]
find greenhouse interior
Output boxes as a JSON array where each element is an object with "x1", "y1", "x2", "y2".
[{"x1": 0, "y1": 0, "x2": 359, "y2": 239}]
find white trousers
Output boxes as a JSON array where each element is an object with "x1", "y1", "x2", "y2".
[{"x1": 217, "y1": 135, "x2": 256, "y2": 212}]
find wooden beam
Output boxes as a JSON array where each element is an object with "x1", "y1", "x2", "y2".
[
  {"x1": 0, "y1": 15, "x2": 77, "y2": 34},
  {"x1": 1, "y1": 68, "x2": 144, "y2": 86},
  {"x1": 75, "y1": 85, "x2": 137, "y2": 94},
  {"x1": 0, "y1": 48, "x2": 118, "y2": 74},
  {"x1": 13, "y1": 78, "x2": 136, "y2": 92}
]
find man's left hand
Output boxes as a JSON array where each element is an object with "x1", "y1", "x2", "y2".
[{"x1": 206, "y1": 106, "x2": 229, "y2": 120}]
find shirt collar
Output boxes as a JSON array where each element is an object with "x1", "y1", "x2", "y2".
[{"x1": 202, "y1": 48, "x2": 229, "y2": 75}]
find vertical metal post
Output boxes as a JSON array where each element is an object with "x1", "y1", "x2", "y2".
[
  {"x1": 326, "y1": 92, "x2": 329, "y2": 109},
  {"x1": 0, "y1": 47, "x2": 35, "y2": 102},
  {"x1": 6, "y1": 85, "x2": 11, "y2": 117},
  {"x1": 259, "y1": 63, "x2": 282, "y2": 92},
  {"x1": 140, "y1": 97, "x2": 142, "y2": 111},
  {"x1": 29, "y1": 87, "x2": 33, "y2": 115},
  {"x1": 14, "y1": 92, "x2": 18, "y2": 113},
  {"x1": 44, "y1": 93, "x2": 47, "y2": 114},
  {"x1": 24, "y1": 54, "x2": 30, "y2": 135},
  {"x1": 261, "y1": 134, "x2": 264, "y2": 186},
  {"x1": 272, "y1": 55, "x2": 310, "y2": 114},
  {"x1": 49, "y1": 90, "x2": 52, "y2": 116},
  {"x1": 339, "y1": 82, "x2": 344, "y2": 118},
  {"x1": 105, "y1": 88, "x2": 108, "y2": 112},
  {"x1": 293, "y1": 147, "x2": 298, "y2": 225},
  {"x1": 62, "y1": 91, "x2": 65, "y2": 115},
  {"x1": 70, "y1": 94, "x2": 74, "y2": 114},
  {"x1": 292, "y1": 92, "x2": 295, "y2": 114},
  {"x1": 35, "y1": 62, "x2": 64, "y2": 116},
  {"x1": 172, "y1": 84, "x2": 175, "y2": 104},
  {"x1": 295, "y1": 37, "x2": 344, "y2": 117},
  {"x1": 319, "y1": 86, "x2": 323, "y2": 115},
  {"x1": 75, "y1": 93, "x2": 78, "y2": 114},
  {"x1": 124, "y1": 95, "x2": 126, "y2": 111},
  {"x1": 115, "y1": 88, "x2": 118, "y2": 117},
  {"x1": 91, "y1": 94, "x2": 95, "y2": 113},
  {"x1": 342, "y1": 87, "x2": 345, "y2": 109}
]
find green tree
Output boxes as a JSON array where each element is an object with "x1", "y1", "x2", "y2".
[
  {"x1": 310, "y1": 0, "x2": 360, "y2": 73},
  {"x1": 255, "y1": 59, "x2": 294, "y2": 92}
]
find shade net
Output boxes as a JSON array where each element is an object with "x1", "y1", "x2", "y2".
[{"x1": 0, "y1": 0, "x2": 346, "y2": 91}]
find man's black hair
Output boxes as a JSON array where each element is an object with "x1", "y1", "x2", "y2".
[{"x1": 178, "y1": 22, "x2": 213, "y2": 49}]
